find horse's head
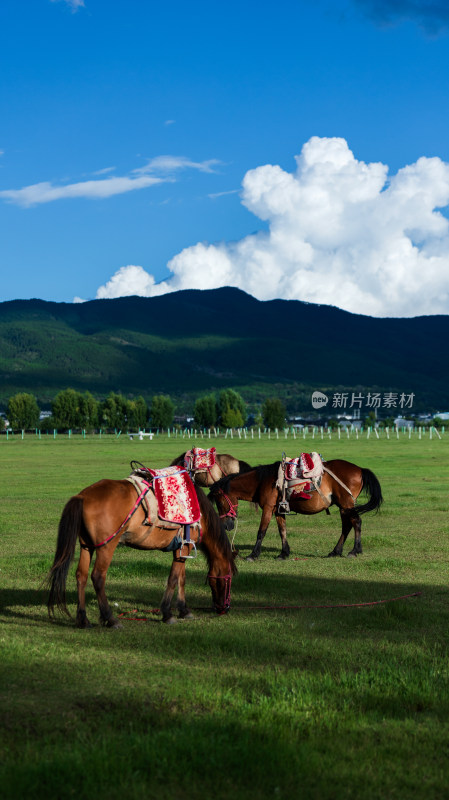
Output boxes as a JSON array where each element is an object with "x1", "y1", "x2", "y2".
[
  {"x1": 209, "y1": 483, "x2": 239, "y2": 531},
  {"x1": 208, "y1": 563, "x2": 233, "y2": 615}
]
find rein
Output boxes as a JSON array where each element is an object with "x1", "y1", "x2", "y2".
[{"x1": 94, "y1": 483, "x2": 151, "y2": 549}]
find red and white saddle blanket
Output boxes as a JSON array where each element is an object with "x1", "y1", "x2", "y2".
[
  {"x1": 128, "y1": 466, "x2": 200, "y2": 525},
  {"x1": 184, "y1": 446, "x2": 216, "y2": 472},
  {"x1": 277, "y1": 452, "x2": 324, "y2": 500},
  {"x1": 148, "y1": 466, "x2": 200, "y2": 524}
]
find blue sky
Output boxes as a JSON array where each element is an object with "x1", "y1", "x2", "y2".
[{"x1": 2, "y1": 0, "x2": 449, "y2": 315}]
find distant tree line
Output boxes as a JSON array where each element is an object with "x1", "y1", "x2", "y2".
[{"x1": 2, "y1": 388, "x2": 287, "y2": 432}]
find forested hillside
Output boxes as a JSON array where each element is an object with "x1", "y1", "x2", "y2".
[{"x1": 0, "y1": 288, "x2": 447, "y2": 413}]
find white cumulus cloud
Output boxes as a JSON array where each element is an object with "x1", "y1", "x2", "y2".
[
  {"x1": 95, "y1": 136, "x2": 449, "y2": 317},
  {"x1": 96, "y1": 265, "x2": 171, "y2": 300}
]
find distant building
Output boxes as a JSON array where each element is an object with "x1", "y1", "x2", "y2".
[
  {"x1": 433, "y1": 412, "x2": 449, "y2": 421},
  {"x1": 394, "y1": 417, "x2": 414, "y2": 429}
]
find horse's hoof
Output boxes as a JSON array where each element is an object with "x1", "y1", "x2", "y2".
[
  {"x1": 326, "y1": 551, "x2": 341, "y2": 558},
  {"x1": 347, "y1": 552, "x2": 357, "y2": 558},
  {"x1": 180, "y1": 611, "x2": 194, "y2": 620},
  {"x1": 76, "y1": 619, "x2": 92, "y2": 629},
  {"x1": 276, "y1": 553, "x2": 289, "y2": 560},
  {"x1": 163, "y1": 616, "x2": 177, "y2": 625},
  {"x1": 246, "y1": 555, "x2": 256, "y2": 562},
  {"x1": 76, "y1": 611, "x2": 92, "y2": 628}
]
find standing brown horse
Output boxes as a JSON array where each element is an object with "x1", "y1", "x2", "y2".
[
  {"x1": 209, "y1": 459, "x2": 383, "y2": 560},
  {"x1": 171, "y1": 450, "x2": 252, "y2": 487},
  {"x1": 46, "y1": 478, "x2": 236, "y2": 627}
]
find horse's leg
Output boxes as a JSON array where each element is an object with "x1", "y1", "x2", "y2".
[
  {"x1": 160, "y1": 557, "x2": 185, "y2": 624},
  {"x1": 274, "y1": 513, "x2": 290, "y2": 560},
  {"x1": 75, "y1": 545, "x2": 93, "y2": 628},
  {"x1": 327, "y1": 508, "x2": 361, "y2": 557},
  {"x1": 346, "y1": 510, "x2": 362, "y2": 558},
  {"x1": 175, "y1": 556, "x2": 194, "y2": 620},
  {"x1": 247, "y1": 506, "x2": 275, "y2": 561},
  {"x1": 90, "y1": 545, "x2": 122, "y2": 628}
]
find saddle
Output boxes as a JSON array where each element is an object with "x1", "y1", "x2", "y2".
[
  {"x1": 127, "y1": 463, "x2": 201, "y2": 557},
  {"x1": 184, "y1": 446, "x2": 216, "y2": 473},
  {"x1": 277, "y1": 452, "x2": 325, "y2": 513}
]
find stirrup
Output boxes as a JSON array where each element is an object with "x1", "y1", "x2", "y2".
[
  {"x1": 180, "y1": 541, "x2": 197, "y2": 559},
  {"x1": 278, "y1": 500, "x2": 291, "y2": 514}
]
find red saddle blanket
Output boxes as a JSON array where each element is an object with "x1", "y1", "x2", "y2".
[
  {"x1": 184, "y1": 446, "x2": 216, "y2": 471},
  {"x1": 148, "y1": 466, "x2": 201, "y2": 524}
]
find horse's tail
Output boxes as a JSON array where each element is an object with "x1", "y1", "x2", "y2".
[
  {"x1": 45, "y1": 496, "x2": 84, "y2": 618},
  {"x1": 354, "y1": 468, "x2": 383, "y2": 516}
]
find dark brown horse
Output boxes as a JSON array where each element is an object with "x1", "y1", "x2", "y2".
[
  {"x1": 46, "y1": 478, "x2": 236, "y2": 627},
  {"x1": 209, "y1": 459, "x2": 383, "y2": 560},
  {"x1": 171, "y1": 451, "x2": 252, "y2": 487}
]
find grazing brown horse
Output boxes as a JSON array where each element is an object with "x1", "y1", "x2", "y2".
[
  {"x1": 209, "y1": 459, "x2": 383, "y2": 560},
  {"x1": 171, "y1": 450, "x2": 252, "y2": 487},
  {"x1": 46, "y1": 478, "x2": 236, "y2": 627}
]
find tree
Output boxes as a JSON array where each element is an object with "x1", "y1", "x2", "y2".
[
  {"x1": 78, "y1": 391, "x2": 99, "y2": 430},
  {"x1": 364, "y1": 411, "x2": 377, "y2": 428},
  {"x1": 217, "y1": 389, "x2": 246, "y2": 427},
  {"x1": 194, "y1": 395, "x2": 217, "y2": 428},
  {"x1": 262, "y1": 397, "x2": 286, "y2": 430},
  {"x1": 127, "y1": 396, "x2": 148, "y2": 429},
  {"x1": 100, "y1": 392, "x2": 129, "y2": 430},
  {"x1": 150, "y1": 395, "x2": 174, "y2": 429},
  {"x1": 52, "y1": 388, "x2": 81, "y2": 429},
  {"x1": 221, "y1": 405, "x2": 244, "y2": 428},
  {"x1": 7, "y1": 392, "x2": 40, "y2": 429},
  {"x1": 52, "y1": 388, "x2": 99, "y2": 429}
]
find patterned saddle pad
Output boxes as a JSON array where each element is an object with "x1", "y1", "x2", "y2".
[
  {"x1": 147, "y1": 466, "x2": 201, "y2": 524},
  {"x1": 184, "y1": 446, "x2": 216, "y2": 472},
  {"x1": 284, "y1": 452, "x2": 324, "y2": 481}
]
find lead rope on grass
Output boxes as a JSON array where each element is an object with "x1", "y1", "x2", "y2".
[{"x1": 118, "y1": 591, "x2": 422, "y2": 620}]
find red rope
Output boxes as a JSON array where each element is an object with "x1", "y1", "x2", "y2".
[
  {"x1": 229, "y1": 591, "x2": 422, "y2": 610},
  {"x1": 95, "y1": 483, "x2": 150, "y2": 548},
  {"x1": 117, "y1": 592, "x2": 422, "y2": 620}
]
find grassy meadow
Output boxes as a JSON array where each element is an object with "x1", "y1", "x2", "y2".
[{"x1": 1, "y1": 430, "x2": 449, "y2": 799}]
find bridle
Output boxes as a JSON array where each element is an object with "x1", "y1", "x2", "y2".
[
  {"x1": 208, "y1": 569, "x2": 232, "y2": 614},
  {"x1": 216, "y1": 488, "x2": 238, "y2": 520}
]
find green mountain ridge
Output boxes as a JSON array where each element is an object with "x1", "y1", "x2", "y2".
[{"x1": 0, "y1": 288, "x2": 447, "y2": 414}]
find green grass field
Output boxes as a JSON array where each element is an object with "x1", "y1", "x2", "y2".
[{"x1": 1, "y1": 431, "x2": 449, "y2": 799}]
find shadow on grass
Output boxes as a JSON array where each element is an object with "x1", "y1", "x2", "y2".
[
  {"x1": 0, "y1": 569, "x2": 445, "y2": 634},
  {"x1": 1, "y1": 630, "x2": 449, "y2": 800},
  {"x1": 3, "y1": 689, "x2": 444, "y2": 800}
]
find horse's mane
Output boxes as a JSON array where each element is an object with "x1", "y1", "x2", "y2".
[
  {"x1": 170, "y1": 453, "x2": 185, "y2": 467},
  {"x1": 195, "y1": 485, "x2": 237, "y2": 576},
  {"x1": 254, "y1": 461, "x2": 281, "y2": 479}
]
